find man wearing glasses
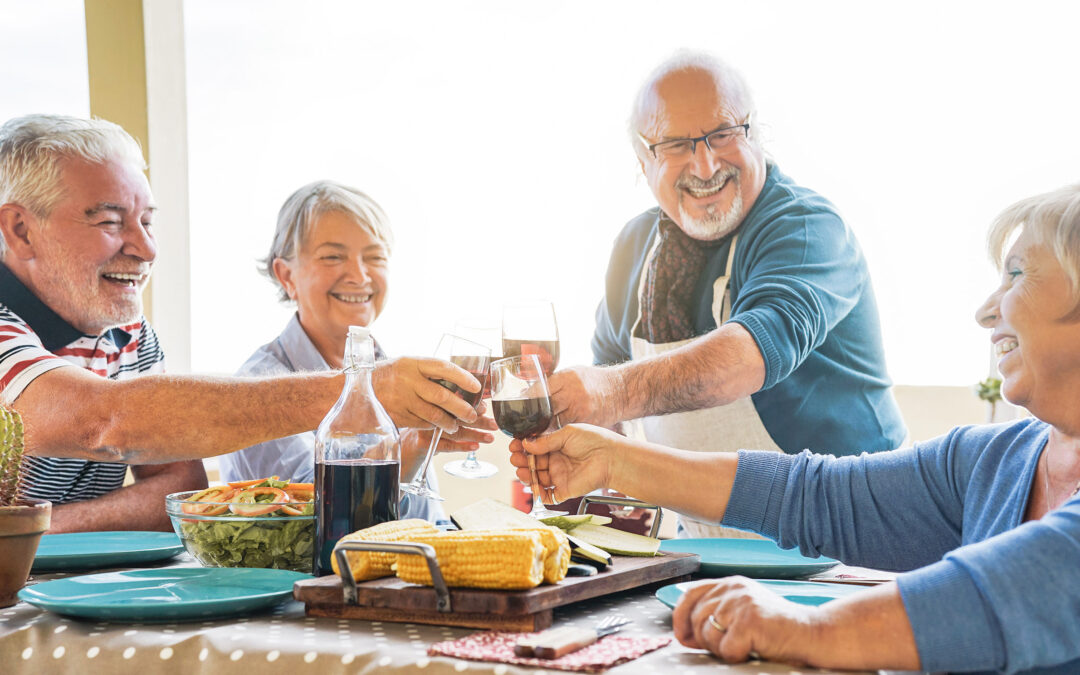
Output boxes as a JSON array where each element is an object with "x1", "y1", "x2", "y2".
[{"x1": 548, "y1": 51, "x2": 905, "y2": 536}]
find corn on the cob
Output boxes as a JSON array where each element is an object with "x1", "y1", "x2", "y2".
[
  {"x1": 331, "y1": 519, "x2": 439, "y2": 581},
  {"x1": 393, "y1": 530, "x2": 546, "y2": 590},
  {"x1": 505, "y1": 526, "x2": 570, "y2": 584}
]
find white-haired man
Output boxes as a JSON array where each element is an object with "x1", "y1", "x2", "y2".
[
  {"x1": 0, "y1": 114, "x2": 482, "y2": 532},
  {"x1": 547, "y1": 52, "x2": 906, "y2": 536}
]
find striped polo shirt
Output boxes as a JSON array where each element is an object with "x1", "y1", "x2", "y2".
[{"x1": 0, "y1": 263, "x2": 165, "y2": 503}]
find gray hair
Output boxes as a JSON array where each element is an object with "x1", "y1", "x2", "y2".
[
  {"x1": 629, "y1": 50, "x2": 760, "y2": 158},
  {"x1": 988, "y1": 182, "x2": 1080, "y2": 302},
  {"x1": 262, "y1": 180, "x2": 394, "y2": 302},
  {"x1": 0, "y1": 114, "x2": 146, "y2": 257}
]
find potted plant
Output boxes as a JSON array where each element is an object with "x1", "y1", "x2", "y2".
[
  {"x1": 0, "y1": 407, "x2": 50, "y2": 607},
  {"x1": 976, "y1": 377, "x2": 1003, "y2": 423}
]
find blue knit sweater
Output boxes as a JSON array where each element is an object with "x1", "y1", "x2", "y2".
[
  {"x1": 592, "y1": 164, "x2": 905, "y2": 456},
  {"x1": 724, "y1": 418, "x2": 1080, "y2": 674}
]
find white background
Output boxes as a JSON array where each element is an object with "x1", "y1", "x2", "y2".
[{"x1": 3, "y1": 1, "x2": 1080, "y2": 386}]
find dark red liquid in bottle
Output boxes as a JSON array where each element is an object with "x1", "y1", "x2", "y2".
[{"x1": 313, "y1": 458, "x2": 399, "y2": 576}]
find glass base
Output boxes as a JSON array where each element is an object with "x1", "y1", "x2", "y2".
[
  {"x1": 525, "y1": 485, "x2": 566, "y2": 518},
  {"x1": 443, "y1": 458, "x2": 498, "y2": 479},
  {"x1": 399, "y1": 481, "x2": 445, "y2": 501}
]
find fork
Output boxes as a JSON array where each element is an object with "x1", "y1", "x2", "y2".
[{"x1": 516, "y1": 616, "x2": 632, "y2": 659}]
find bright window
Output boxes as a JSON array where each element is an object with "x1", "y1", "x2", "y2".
[
  {"x1": 184, "y1": 1, "x2": 1080, "y2": 385},
  {"x1": 0, "y1": 2, "x2": 88, "y2": 124}
]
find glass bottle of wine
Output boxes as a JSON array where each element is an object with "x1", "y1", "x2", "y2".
[{"x1": 312, "y1": 325, "x2": 401, "y2": 576}]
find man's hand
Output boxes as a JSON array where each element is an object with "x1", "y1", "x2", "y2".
[
  {"x1": 399, "y1": 406, "x2": 497, "y2": 482},
  {"x1": 507, "y1": 424, "x2": 619, "y2": 502},
  {"x1": 672, "y1": 577, "x2": 820, "y2": 665},
  {"x1": 548, "y1": 366, "x2": 626, "y2": 428},
  {"x1": 372, "y1": 357, "x2": 480, "y2": 432}
]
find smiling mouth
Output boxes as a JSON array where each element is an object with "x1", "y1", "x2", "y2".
[
  {"x1": 996, "y1": 339, "x2": 1018, "y2": 357},
  {"x1": 331, "y1": 292, "x2": 373, "y2": 304},
  {"x1": 102, "y1": 272, "x2": 147, "y2": 288},
  {"x1": 683, "y1": 178, "x2": 729, "y2": 199}
]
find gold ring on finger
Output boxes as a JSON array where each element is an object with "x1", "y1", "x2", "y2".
[{"x1": 707, "y1": 615, "x2": 726, "y2": 633}]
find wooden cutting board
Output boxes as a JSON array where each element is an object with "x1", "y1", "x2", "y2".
[{"x1": 293, "y1": 551, "x2": 699, "y2": 630}]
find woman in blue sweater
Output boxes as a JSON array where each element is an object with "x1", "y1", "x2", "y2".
[{"x1": 510, "y1": 183, "x2": 1080, "y2": 674}]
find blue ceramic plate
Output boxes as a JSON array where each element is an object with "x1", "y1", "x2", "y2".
[
  {"x1": 655, "y1": 579, "x2": 864, "y2": 610},
  {"x1": 658, "y1": 538, "x2": 839, "y2": 579},
  {"x1": 18, "y1": 567, "x2": 309, "y2": 622},
  {"x1": 31, "y1": 532, "x2": 184, "y2": 572}
]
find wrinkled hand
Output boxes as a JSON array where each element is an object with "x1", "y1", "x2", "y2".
[
  {"x1": 399, "y1": 409, "x2": 497, "y2": 482},
  {"x1": 672, "y1": 577, "x2": 820, "y2": 665},
  {"x1": 507, "y1": 424, "x2": 619, "y2": 503},
  {"x1": 548, "y1": 366, "x2": 625, "y2": 428},
  {"x1": 372, "y1": 357, "x2": 480, "y2": 432}
]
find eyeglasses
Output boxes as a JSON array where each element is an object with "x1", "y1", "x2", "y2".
[{"x1": 638, "y1": 116, "x2": 751, "y2": 162}]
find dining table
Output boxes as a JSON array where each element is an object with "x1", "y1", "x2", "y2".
[{"x1": 0, "y1": 552, "x2": 911, "y2": 675}]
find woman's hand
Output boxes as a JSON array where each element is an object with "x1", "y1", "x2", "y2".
[
  {"x1": 372, "y1": 357, "x2": 481, "y2": 432},
  {"x1": 399, "y1": 404, "x2": 497, "y2": 482},
  {"x1": 507, "y1": 424, "x2": 620, "y2": 502},
  {"x1": 672, "y1": 577, "x2": 820, "y2": 665}
]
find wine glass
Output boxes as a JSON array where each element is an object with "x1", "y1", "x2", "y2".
[
  {"x1": 400, "y1": 333, "x2": 491, "y2": 501},
  {"x1": 501, "y1": 300, "x2": 560, "y2": 377},
  {"x1": 490, "y1": 354, "x2": 561, "y2": 518},
  {"x1": 502, "y1": 301, "x2": 562, "y2": 511},
  {"x1": 443, "y1": 319, "x2": 499, "y2": 479}
]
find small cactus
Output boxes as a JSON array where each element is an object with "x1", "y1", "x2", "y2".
[{"x1": 0, "y1": 406, "x2": 25, "y2": 507}]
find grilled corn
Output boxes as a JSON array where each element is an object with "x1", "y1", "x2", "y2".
[
  {"x1": 331, "y1": 519, "x2": 439, "y2": 581},
  {"x1": 394, "y1": 530, "x2": 546, "y2": 590}
]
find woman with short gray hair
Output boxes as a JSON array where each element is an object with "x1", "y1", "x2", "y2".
[{"x1": 219, "y1": 180, "x2": 492, "y2": 522}]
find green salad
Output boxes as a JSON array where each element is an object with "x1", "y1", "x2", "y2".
[{"x1": 172, "y1": 477, "x2": 315, "y2": 573}]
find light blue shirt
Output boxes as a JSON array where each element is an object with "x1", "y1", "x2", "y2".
[{"x1": 218, "y1": 314, "x2": 446, "y2": 523}]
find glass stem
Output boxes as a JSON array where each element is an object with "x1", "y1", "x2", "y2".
[
  {"x1": 414, "y1": 429, "x2": 443, "y2": 487},
  {"x1": 462, "y1": 451, "x2": 479, "y2": 468}
]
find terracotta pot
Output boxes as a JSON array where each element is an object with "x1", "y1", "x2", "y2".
[{"x1": 0, "y1": 498, "x2": 51, "y2": 607}]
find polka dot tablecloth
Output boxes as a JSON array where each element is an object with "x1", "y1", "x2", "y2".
[{"x1": 0, "y1": 556, "x2": 888, "y2": 675}]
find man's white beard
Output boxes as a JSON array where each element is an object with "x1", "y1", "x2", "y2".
[{"x1": 677, "y1": 190, "x2": 744, "y2": 241}]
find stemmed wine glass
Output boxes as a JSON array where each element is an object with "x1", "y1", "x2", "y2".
[
  {"x1": 490, "y1": 354, "x2": 561, "y2": 518},
  {"x1": 400, "y1": 333, "x2": 491, "y2": 501},
  {"x1": 501, "y1": 300, "x2": 560, "y2": 377},
  {"x1": 443, "y1": 319, "x2": 499, "y2": 479},
  {"x1": 501, "y1": 301, "x2": 562, "y2": 513}
]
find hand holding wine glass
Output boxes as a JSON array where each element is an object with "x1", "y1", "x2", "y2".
[
  {"x1": 400, "y1": 334, "x2": 490, "y2": 501},
  {"x1": 443, "y1": 319, "x2": 500, "y2": 479},
  {"x1": 490, "y1": 354, "x2": 560, "y2": 517}
]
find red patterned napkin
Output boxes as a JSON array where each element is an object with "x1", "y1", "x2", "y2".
[{"x1": 428, "y1": 630, "x2": 670, "y2": 672}]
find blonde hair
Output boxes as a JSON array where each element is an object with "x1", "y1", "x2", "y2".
[
  {"x1": 988, "y1": 183, "x2": 1080, "y2": 299},
  {"x1": 262, "y1": 180, "x2": 394, "y2": 302}
]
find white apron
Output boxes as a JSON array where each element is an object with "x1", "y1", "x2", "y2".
[{"x1": 629, "y1": 234, "x2": 781, "y2": 539}]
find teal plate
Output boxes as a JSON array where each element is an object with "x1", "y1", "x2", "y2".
[
  {"x1": 655, "y1": 579, "x2": 864, "y2": 609},
  {"x1": 32, "y1": 532, "x2": 184, "y2": 572},
  {"x1": 18, "y1": 568, "x2": 309, "y2": 622},
  {"x1": 658, "y1": 538, "x2": 838, "y2": 579}
]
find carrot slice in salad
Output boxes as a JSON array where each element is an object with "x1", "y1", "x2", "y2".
[
  {"x1": 228, "y1": 486, "x2": 290, "y2": 516},
  {"x1": 181, "y1": 486, "x2": 237, "y2": 516}
]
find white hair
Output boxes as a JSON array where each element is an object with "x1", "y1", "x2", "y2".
[
  {"x1": 0, "y1": 114, "x2": 146, "y2": 257},
  {"x1": 262, "y1": 180, "x2": 394, "y2": 302},
  {"x1": 628, "y1": 50, "x2": 760, "y2": 157},
  {"x1": 988, "y1": 182, "x2": 1080, "y2": 303}
]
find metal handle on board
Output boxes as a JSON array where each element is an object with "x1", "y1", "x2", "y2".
[
  {"x1": 576, "y1": 495, "x2": 663, "y2": 539},
  {"x1": 332, "y1": 541, "x2": 452, "y2": 613}
]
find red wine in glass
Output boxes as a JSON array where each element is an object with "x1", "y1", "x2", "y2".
[
  {"x1": 492, "y1": 397, "x2": 553, "y2": 439},
  {"x1": 501, "y1": 338, "x2": 560, "y2": 376}
]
